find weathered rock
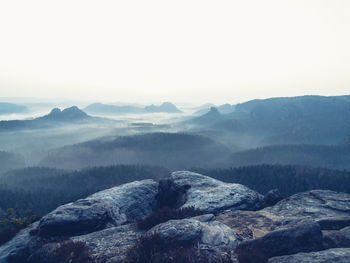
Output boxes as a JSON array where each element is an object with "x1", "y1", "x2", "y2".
[
  {"x1": 317, "y1": 216, "x2": 350, "y2": 230},
  {"x1": 235, "y1": 220, "x2": 323, "y2": 263},
  {"x1": 218, "y1": 190, "x2": 350, "y2": 243},
  {"x1": 200, "y1": 220, "x2": 238, "y2": 250},
  {"x1": 27, "y1": 242, "x2": 61, "y2": 263},
  {"x1": 264, "y1": 190, "x2": 350, "y2": 223},
  {"x1": 73, "y1": 216, "x2": 238, "y2": 263},
  {"x1": 0, "y1": 222, "x2": 38, "y2": 263},
  {"x1": 148, "y1": 219, "x2": 202, "y2": 246},
  {"x1": 268, "y1": 248, "x2": 350, "y2": 263},
  {"x1": 217, "y1": 210, "x2": 279, "y2": 241},
  {"x1": 171, "y1": 171, "x2": 264, "y2": 214},
  {"x1": 149, "y1": 217, "x2": 238, "y2": 250},
  {"x1": 38, "y1": 179, "x2": 158, "y2": 237},
  {"x1": 3, "y1": 176, "x2": 350, "y2": 263},
  {"x1": 72, "y1": 224, "x2": 139, "y2": 263},
  {"x1": 323, "y1": 226, "x2": 350, "y2": 249},
  {"x1": 264, "y1": 189, "x2": 282, "y2": 207}
]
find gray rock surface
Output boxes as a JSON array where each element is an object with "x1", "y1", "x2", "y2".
[
  {"x1": 171, "y1": 171, "x2": 264, "y2": 213},
  {"x1": 0, "y1": 222, "x2": 38, "y2": 263},
  {"x1": 217, "y1": 190, "x2": 350, "y2": 242},
  {"x1": 323, "y1": 226, "x2": 350, "y2": 249},
  {"x1": 264, "y1": 190, "x2": 350, "y2": 220},
  {"x1": 72, "y1": 224, "x2": 139, "y2": 263},
  {"x1": 149, "y1": 217, "x2": 238, "y2": 250},
  {"x1": 268, "y1": 248, "x2": 350, "y2": 263},
  {"x1": 235, "y1": 220, "x2": 323, "y2": 262},
  {"x1": 38, "y1": 179, "x2": 158, "y2": 237},
  {"x1": 61, "y1": 215, "x2": 237, "y2": 263}
]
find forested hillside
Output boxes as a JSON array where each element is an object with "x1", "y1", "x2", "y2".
[
  {"x1": 189, "y1": 95, "x2": 350, "y2": 147},
  {"x1": 0, "y1": 151, "x2": 25, "y2": 174},
  {"x1": 227, "y1": 144, "x2": 350, "y2": 170},
  {"x1": 40, "y1": 133, "x2": 231, "y2": 170},
  {"x1": 196, "y1": 164, "x2": 350, "y2": 196}
]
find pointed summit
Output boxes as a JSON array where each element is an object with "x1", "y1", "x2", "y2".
[
  {"x1": 43, "y1": 106, "x2": 89, "y2": 121},
  {"x1": 144, "y1": 102, "x2": 182, "y2": 113}
]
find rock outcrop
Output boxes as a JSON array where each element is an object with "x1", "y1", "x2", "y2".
[
  {"x1": 72, "y1": 224, "x2": 139, "y2": 263},
  {"x1": 38, "y1": 179, "x2": 158, "y2": 237},
  {"x1": 149, "y1": 215, "x2": 238, "y2": 250},
  {"x1": 217, "y1": 189, "x2": 350, "y2": 241},
  {"x1": 171, "y1": 171, "x2": 264, "y2": 213},
  {"x1": 323, "y1": 226, "x2": 350, "y2": 249},
  {"x1": 235, "y1": 220, "x2": 323, "y2": 262},
  {"x1": 1, "y1": 171, "x2": 350, "y2": 263}
]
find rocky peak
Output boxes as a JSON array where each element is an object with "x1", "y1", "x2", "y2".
[{"x1": 42, "y1": 106, "x2": 89, "y2": 121}]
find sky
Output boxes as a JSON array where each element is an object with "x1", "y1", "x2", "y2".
[{"x1": 0, "y1": 0, "x2": 350, "y2": 104}]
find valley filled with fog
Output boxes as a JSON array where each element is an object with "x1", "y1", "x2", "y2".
[
  {"x1": 1, "y1": 94, "x2": 350, "y2": 263},
  {"x1": 0, "y1": 95, "x2": 349, "y2": 216}
]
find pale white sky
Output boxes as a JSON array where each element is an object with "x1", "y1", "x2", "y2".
[{"x1": 0, "y1": 0, "x2": 349, "y2": 104}]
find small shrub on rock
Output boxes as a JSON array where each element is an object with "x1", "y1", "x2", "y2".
[
  {"x1": 29, "y1": 240, "x2": 94, "y2": 263},
  {"x1": 137, "y1": 206, "x2": 201, "y2": 230},
  {"x1": 156, "y1": 179, "x2": 191, "y2": 208},
  {"x1": 0, "y1": 207, "x2": 37, "y2": 245},
  {"x1": 50, "y1": 240, "x2": 93, "y2": 263},
  {"x1": 237, "y1": 249, "x2": 268, "y2": 263},
  {"x1": 124, "y1": 232, "x2": 231, "y2": 263}
]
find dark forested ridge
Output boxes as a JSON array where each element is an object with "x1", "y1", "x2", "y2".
[
  {"x1": 227, "y1": 144, "x2": 350, "y2": 170},
  {"x1": 1, "y1": 164, "x2": 350, "y2": 217},
  {"x1": 0, "y1": 165, "x2": 168, "y2": 216},
  {"x1": 39, "y1": 132, "x2": 231, "y2": 170},
  {"x1": 195, "y1": 164, "x2": 350, "y2": 197}
]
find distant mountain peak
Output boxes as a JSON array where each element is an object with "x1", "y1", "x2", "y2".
[
  {"x1": 209, "y1": 107, "x2": 219, "y2": 114},
  {"x1": 49, "y1": 108, "x2": 61, "y2": 115},
  {"x1": 144, "y1": 102, "x2": 182, "y2": 113},
  {"x1": 44, "y1": 106, "x2": 89, "y2": 121}
]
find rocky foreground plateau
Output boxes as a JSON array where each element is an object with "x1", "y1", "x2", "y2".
[{"x1": 1, "y1": 171, "x2": 350, "y2": 262}]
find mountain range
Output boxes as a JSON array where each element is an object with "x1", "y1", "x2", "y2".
[
  {"x1": 189, "y1": 95, "x2": 350, "y2": 146},
  {"x1": 84, "y1": 102, "x2": 182, "y2": 115},
  {"x1": 0, "y1": 106, "x2": 94, "y2": 131}
]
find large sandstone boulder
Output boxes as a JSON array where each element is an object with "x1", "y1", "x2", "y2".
[
  {"x1": 235, "y1": 220, "x2": 323, "y2": 263},
  {"x1": 148, "y1": 215, "x2": 238, "y2": 249},
  {"x1": 72, "y1": 224, "x2": 139, "y2": 263},
  {"x1": 268, "y1": 248, "x2": 350, "y2": 263},
  {"x1": 264, "y1": 190, "x2": 350, "y2": 222},
  {"x1": 38, "y1": 179, "x2": 158, "y2": 237},
  {"x1": 147, "y1": 215, "x2": 238, "y2": 263},
  {"x1": 52, "y1": 215, "x2": 237, "y2": 263},
  {"x1": 171, "y1": 171, "x2": 264, "y2": 213}
]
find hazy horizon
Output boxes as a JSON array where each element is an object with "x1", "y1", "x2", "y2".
[
  {"x1": 1, "y1": 93, "x2": 350, "y2": 108},
  {"x1": 1, "y1": 0, "x2": 350, "y2": 104}
]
